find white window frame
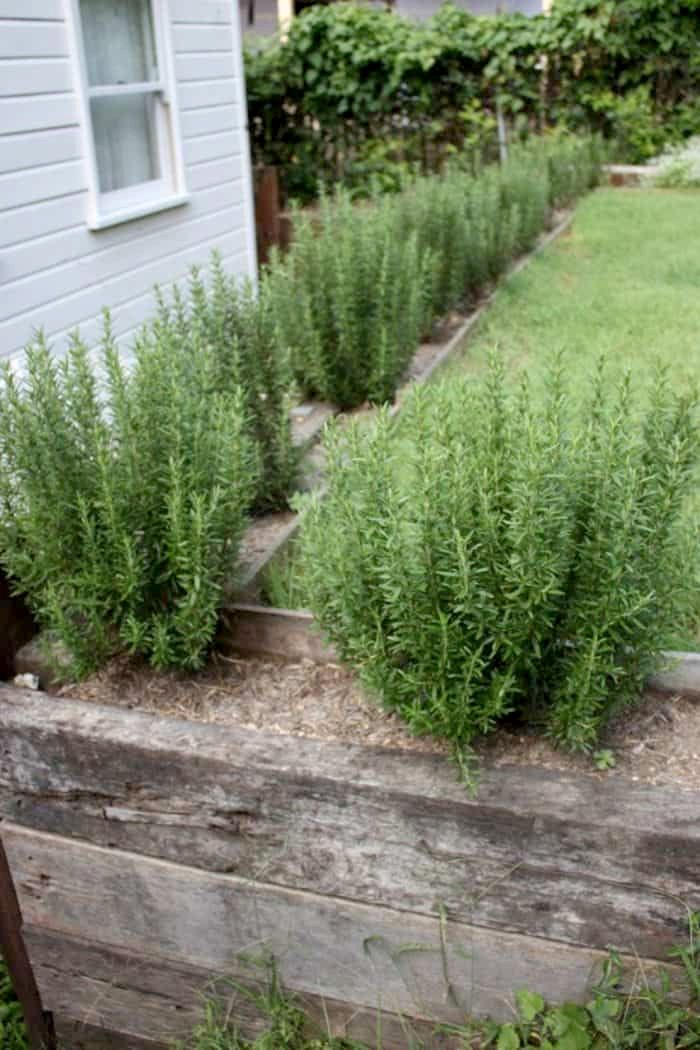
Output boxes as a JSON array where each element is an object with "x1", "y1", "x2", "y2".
[{"x1": 65, "y1": 0, "x2": 189, "y2": 230}]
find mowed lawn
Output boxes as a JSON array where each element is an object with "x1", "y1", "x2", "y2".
[{"x1": 447, "y1": 187, "x2": 700, "y2": 392}]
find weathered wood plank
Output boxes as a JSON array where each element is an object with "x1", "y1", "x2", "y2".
[
  {"x1": 3, "y1": 824, "x2": 671, "y2": 1028},
  {"x1": 54, "y1": 1018, "x2": 160, "y2": 1050},
  {"x1": 648, "y1": 653, "x2": 700, "y2": 702},
  {"x1": 1, "y1": 688, "x2": 698, "y2": 960},
  {"x1": 28, "y1": 928, "x2": 458, "y2": 1050},
  {"x1": 219, "y1": 605, "x2": 334, "y2": 662},
  {"x1": 0, "y1": 837, "x2": 55, "y2": 1050}
]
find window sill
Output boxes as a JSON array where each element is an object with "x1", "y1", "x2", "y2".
[{"x1": 88, "y1": 192, "x2": 190, "y2": 231}]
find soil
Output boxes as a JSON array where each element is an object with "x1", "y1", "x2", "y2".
[{"x1": 60, "y1": 654, "x2": 700, "y2": 791}]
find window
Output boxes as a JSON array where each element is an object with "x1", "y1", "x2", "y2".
[{"x1": 69, "y1": 0, "x2": 188, "y2": 229}]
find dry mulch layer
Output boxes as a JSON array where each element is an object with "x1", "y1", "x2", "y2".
[{"x1": 59, "y1": 654, "x2": 700, "y2": 791}]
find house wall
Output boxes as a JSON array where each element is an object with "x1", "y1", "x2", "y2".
[
  {"x1": 0, "y1": 0, "x2": 257, "y2": 366},
  {"x1": 240, "y1": 0, "x2": 543, "y2": 39}
]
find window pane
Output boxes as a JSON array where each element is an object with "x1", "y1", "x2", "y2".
[
  {"x1": 91, "y1": 93, "x2": 161, "y2": 193},
  {"x1": 79, "y1": 0, "x2": 158, "y2": 86}
]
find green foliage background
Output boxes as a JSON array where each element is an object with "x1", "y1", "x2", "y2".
[{"x1": 245, "y1": 0, "x2": 700, "y2": 199}]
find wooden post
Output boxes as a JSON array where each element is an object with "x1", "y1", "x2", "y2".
[
  {"x1": 254, "y1": 165, "x2": 281, "y2": 266},
  {"x1": 0, "y1": 834, "x2": 55, "y2": 1050}
]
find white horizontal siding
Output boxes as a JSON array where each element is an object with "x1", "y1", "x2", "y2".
[
  {"x1": 180, "y1": 102, "x2": 238, "y2": 138},
  {"x1": 0, "y1": 158, "x2": 85, "y2": 209},
  {"x1": 183, "y1": 129, "x2": 240, "y2": 166},
  {"x1": 1, "y1": 228, "x2": 249, "y2": 352},
  {"x1": 0, "y1": 93, "x2": 77, "y2": 133},
  {"x1": 0, "y1": 126, "x2": 81, "y2": 173},
  {"x1": 172, "y1": 24, "x2": 233, "y2": 52},
  {"x1": 0, "y1": 56, "x2": 73, "y2": 95},
  {"x1": 175, "y1": 51, "x2": 236, "y2": 81},
  {"x1": 3, "y1": 182, "x2": 241, "y2": 282},
  {"x1": 1, "y1": 0, "x2": 257, "y2": 364},
  {"x1": 187, "y1": 155, "x2": 243, "y2": 193},
  {"x1": 0, "y1": 0, "x2": 62, "y2": 18},
  {"x1": 171, "y1": 0, "x2": 231, "y2": 22},
  {"x1": 0, "y1": 21, "x2": 68, "y2": 57},
  {"x1": 179, "y1": 78, "x2": 238, "y2": 110},
  {"x1": 3, "y1": 198, "x2": 246, "y2": 323},
  {"x1": 0, "y1": 192, "x2": 86, "y2": 247}
]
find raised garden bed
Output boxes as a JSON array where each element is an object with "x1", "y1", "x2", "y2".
[
  {"x1": 4, "y1": 184, "x2": 698, "y2": 1049},
  {"x1": 1, "y1": 675, "x2": 699, "y2": 1050}
]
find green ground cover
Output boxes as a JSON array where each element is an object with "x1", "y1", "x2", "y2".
[
  {"x1": 0, "y1": 956, "x2": 27, "y2": 1050},
  {"x1": 446, "y1": 188, "x2": 700, "y2": 391}
]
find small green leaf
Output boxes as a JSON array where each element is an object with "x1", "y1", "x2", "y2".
[
  {"x1": 497, "y1": 1023, "x2": 522, "y2": 1050},
  {"x1": 516, "y1": 988, "x2": 545, "y2": 1022}
]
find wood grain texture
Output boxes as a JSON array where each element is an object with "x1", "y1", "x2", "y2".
[
  {"x1": 27, "y1": 928, "x2": 459, "y2": 1050},
  {"x1": 54, "y1": 1019, "x2": 163, "y2": 1050},
  {"x1": 1, "y1": 688, "x2": 698, "y2": 962},
  {"x1": 3, "y1": 824, "x2": 670, "y2": 1030},
  {"x1": 219, "y1": 604, "x2": 335, "y2": 662},
  {"x1": 0, "y1": 837, "x2": 54, "y2": 1050},
  {"x1": 648, "y1": 653, "x2": 700, "y2": 702}
]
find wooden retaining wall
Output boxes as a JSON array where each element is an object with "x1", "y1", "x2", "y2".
[{"x1": 1, "y1": 686, "x2": 698, "y2": 1048}]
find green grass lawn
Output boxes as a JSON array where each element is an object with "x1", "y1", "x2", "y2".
[{"x1": 445, "y1": 187, "x2": 700, "y2": 392}]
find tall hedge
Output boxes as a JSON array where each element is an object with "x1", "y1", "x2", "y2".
[{"x1": 245, "y1": 0, "x2": 700, "y2": 200}]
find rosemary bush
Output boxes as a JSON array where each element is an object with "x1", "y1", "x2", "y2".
[
  {"x1": 541, "y1": 132, "x2": 606, "y2": 209},
  {"x1": 0, "y1": 318, "x2": 258, "y2": 675},
  {"x1": 188, "y1": 256, "x2": 297, "y2": 511},
  {"x1": 269, "y1": 135, "x2": 601, "y2": 409},
  {"x1": 298, "y1": 357, "x2": 698, "y2": 759},
  {"x1": 267, "y1": 190, "x2": 434, "y2": 408}
]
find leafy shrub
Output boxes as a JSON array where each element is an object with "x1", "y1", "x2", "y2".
[
  {"x1": 245, "y1": 0, "x2": 700, "y2": 198},
  {"x1": 652, "y1": 136, "x2": 700, "y2": 188},
  {"x1": 269, "y1": 136, "x2": 600, "y2": 409},
  {"x1": 539, "y1": 132, "x2": 606, "y2": 208},
  {"x1": 266, "y1": 190, "x2": 434, "y2": 408},
  {"x1": 298, "y1": 356, "x2": 699, "y2": 761},
  {"x1": 184, "y1": 256, "x2": 297, "y2": 512},
  {"x1": 0, "y1": 318, "x2": 258, "y2": 676},
  {"x1": 589, "y1": 86, "x2": 666, "y2": 165},
  {"x1": 0, "y1": 958, "x2": 27, "y2": 1050},
  {"x1": 393, "y1": 146, "x2": 548, "y2": 318}
]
